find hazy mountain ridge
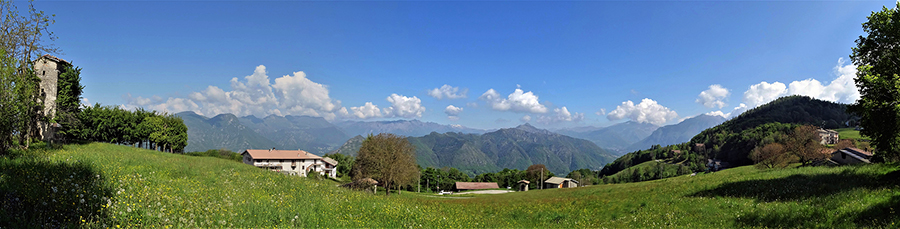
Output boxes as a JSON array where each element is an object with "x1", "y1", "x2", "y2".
[
  {"x1": 555, "y1": 121, "x2": 659, "y2": 154},
  {"x1": 178, "y1": 112, "x2": 281, "y2": 153},
  {"x1": 332, "y1": 123, "x2": 618, "y2": 175},
  {"x1": 625, "y1": 115, "x2": 726, "y2": 152},
  {"x1": 335, "y1": 119, "x2": 487, "y2": 137}
]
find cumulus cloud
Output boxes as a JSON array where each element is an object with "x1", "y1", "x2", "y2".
[
  {"x1": 478, "y1": 88, "x2": 548, "y2": 113},
  {"x1": 726, "y1": 58, "x2": 861, "y2": 118},
  {"x1": 124, "y1": 65, "x2": 344, "y2": 120},
  {"x1": 696, "y1": 84, "x2": 730, "y2": 108},
  {"x1": 607, "y1": 98, "x2": 678, "y2": 125},
  {"x1": 520, "y1": 115, "x2": 531, "y2": 122},
  {"x1": 595, "y1": 108, "x2": 607, "y2": 116},
  {"x1": 537, "y1": 106, "x2": 585, "y2": 124},
  {"x1": 705, "y1": 110, "x2": 727, "y2": 118},
  {"x1": 428, "y1": 84, "x2": 468, "y2": 99},
  {"x1": 445, "y1": 105, "x2": 463, "y2": 120},
  {"x1": 348, "y1": 102, "x2": 383, "y2": 119},
  {"x1": 383, "y1": 94, "x2": 426, "y2": 118}
]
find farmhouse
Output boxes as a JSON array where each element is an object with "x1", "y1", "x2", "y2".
[
  {"x1": 830, "y1": 147, "x2": 873, "y2": 165},
  {"x1": 817, "y1": 128, "x2": 839, "y2": 145},
  {"x1": 543, "y1": 177, "x2": 578, "y2": 189},
  {"x1": 241, "y1": 149, "x2": 337, "y2": 178},
  {"x1": 454, "y1": 182, "x2": 499, "y2": 192}
]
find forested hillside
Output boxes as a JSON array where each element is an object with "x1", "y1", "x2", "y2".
[{"x1": 600, "y1": 96, "x2": 854, "y2": 182}]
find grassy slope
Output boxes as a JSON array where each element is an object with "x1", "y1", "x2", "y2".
[
  {"x1": 836, "y1": 128, "x2": 871, "y2": 141},
  {"x1": 2, "y1": 143, "x2": 898, "y2": 228}
]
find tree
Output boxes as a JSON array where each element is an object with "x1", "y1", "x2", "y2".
[
  {"x1": 0, "y1": 49, "x2": 15, "y2": 154},
  {"x1": 849, "y1": 2, "x2": 900, "y2": 162},
  {"x1": 54, "y1": 64, "x2": 84, "y2": 141},
  {"x1": 786, "y1": 125, "x2": 827, "y2": 164},
  {"x1": 525, "y1": 164, "x2": 553, "y2": 189},
  {"x1": 351, "y1": 133, "x2": 419, "y2": 196}
]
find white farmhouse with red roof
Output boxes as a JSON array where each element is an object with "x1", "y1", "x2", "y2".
[{"x1": 241, "y1": 149, "x2": 338, "y2": 178}]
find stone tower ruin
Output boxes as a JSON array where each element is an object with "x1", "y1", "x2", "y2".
[{"x1": 33, "y1": 54, "x2": 70, "y2": 141}]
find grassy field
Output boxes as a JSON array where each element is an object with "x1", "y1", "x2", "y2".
[
  {"x1": 1, "y1": 143, "x2": 898, "y2": 228},
  {"x1": 836, "y1": 128, "x2": 871, "y2": 141}
]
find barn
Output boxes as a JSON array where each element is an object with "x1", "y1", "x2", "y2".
[{"x1": 454, "y1": 182, "x2": 500, "y2": 192}]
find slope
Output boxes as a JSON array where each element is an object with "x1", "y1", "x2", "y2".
[{"x1": 6, "y1": 142, "x2": 897, "y2": 228}]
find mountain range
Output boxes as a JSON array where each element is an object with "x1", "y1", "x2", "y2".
[
  {"x1": 624, "y1": 114, "x2": 726, "y2": 152},
  {"x1": 555, "y1": 121, "x2": 659, "y2": 154},
  {"x1": 329, "y1": 124, "x2": 618, "y2": 175}
]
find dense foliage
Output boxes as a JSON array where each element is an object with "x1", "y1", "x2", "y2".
[
  {"x1": 351, "y1": 133, "x2": 419, "y2": 195},
  {"x1": 849, "y1": 2, "x2": 900, "y2": 162},
  {"x1": 76, "y1": 105, "x2": 188, "y2": 153},
  {"x1": 0, "y1": 0, "x2": 58, "y2": 152},
  {"x1": 53, "y1": 64, "x2": 84, "y2": 139}
]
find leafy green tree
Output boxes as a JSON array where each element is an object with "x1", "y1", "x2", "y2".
[
  {"x1": 849, "y1": 2, "x2": 900, "y2": 162},
  {"x1": 53, "y1": 64, "x2": 84, "y2": 141},
  {"x1": 0, "y1": 49, "x2": 16, "y2": 154},
  {"x1": 352, "y1": 133, "x2": 419, "y2": 196}
]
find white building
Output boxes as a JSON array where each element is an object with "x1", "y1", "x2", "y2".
[{"x1": 241, "y1": 149, "x2": 338, "y2": 178}]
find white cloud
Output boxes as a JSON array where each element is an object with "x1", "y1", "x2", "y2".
[
  {"x1": 478, "y1": 88, "x2": 548, "y2": 113},
  {"x1": 124, "y1": 65, "x2": 344, "y2": 120},
  {"x1": 428, "y1": 84, "x2": 468, "y2": 99},
  {"x1": 466, "y1": 102, "x2": 478, "y2": 108},
  {"x1": 520, "y1": 115, "x2": 531, "y2": 122},
  {"x1": 705, "y1": 111, "x2": 727, "y2": 118},
  {"x1": 595, "y1": 108, "x2": 607, "y2": 116},
  {"x1": 272, "y1": 70, "x2": 341, "y2": 119},
  {"x1": 444, "y1": 105, "x2": 463, "y2": 120},
  {"x1": 537, "y1": 106, "x2": 585, "y2": 124},
  {"x1": 383, "y1": 94, "x2": 426, "y2": 118},
  {"x1": 348, "y1": 102, "x2": 383, "y2": 119},
  {"x1": 727, "y1": 58, "x2": 861, "y2": 118},
  {"x1": 743, "y1": 81, "x2": 787, "y2": 108},
  {"x1": 607, "y1": 98, "x2": 678, "y2": 125},
  {"x1": 696, "y1": 84, "x2": 730, "y2": 108}
]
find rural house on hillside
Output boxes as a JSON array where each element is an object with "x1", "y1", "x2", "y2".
[
  {"x1": 817, "y1": 128, "x2": 839, "y2": 145},
  {"x1": 544, "y1": 177, "x2": 578, "y2": 189},
  {"x1": 830, "y1": 147, "x2": 873, "y2": 165},
  {"x1": 241, "y1": 149, "x2": 337, "y2": 178}
]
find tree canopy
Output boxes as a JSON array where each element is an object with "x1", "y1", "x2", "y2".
[
  {"x1": 351, "y1": 133, "x2": 419, "y2": 195},
  {"x1": 849, "y1": 2, "x2": 900, "y2": 162}
]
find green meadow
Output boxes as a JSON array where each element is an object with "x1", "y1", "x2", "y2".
[{"x1": 1, "y1": 143, "x2": 898, "y2": 228}]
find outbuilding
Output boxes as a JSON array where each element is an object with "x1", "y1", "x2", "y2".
[
  {"x1": 453, "y1": 182, "x2": 499, "y2": 192},
  {"x1": 544, "y1": 177, "x2": 578, "y2": 189},
  {"x1": 831, "y1": 147, "x2": 873, "y2": 165}
]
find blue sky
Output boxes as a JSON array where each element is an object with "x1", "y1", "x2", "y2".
[{"x1": 33, "y1": 0, "x2": 894, "y2": 130}]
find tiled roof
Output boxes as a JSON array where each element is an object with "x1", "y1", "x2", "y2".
[
  {"x1": 39, "y1": 54, "x2": 69, "y2": 64},
  {"x1": 322, "y1": 157, "x2": 338, "y2": 166},
  {"x1": 454, "y1": 182, "x2": 499, "y2": 190},
  {"x1": 241, "y1": 149, "x2": 322, "y2": 160},
  {"x1": 544, "y1": 177, "x2": 577, "y2": 184}
]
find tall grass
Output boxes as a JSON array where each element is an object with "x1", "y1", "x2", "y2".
[{"x1": 0, "y1": 143, "x2": 897, "y2": 227}]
